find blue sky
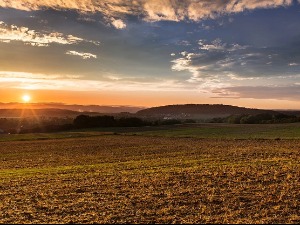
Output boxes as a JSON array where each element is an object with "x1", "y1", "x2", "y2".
[{"x1": 0, "y1": 0, "x2": 299, "y2": 108}]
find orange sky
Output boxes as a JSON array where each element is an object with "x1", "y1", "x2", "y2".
[{"x1": 1, "y1": 88, "x2": 299, "y2": 110}]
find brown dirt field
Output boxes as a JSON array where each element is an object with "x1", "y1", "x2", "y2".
[{"x1": 0, "y1": 135, "x2": 299, "y2": 223}]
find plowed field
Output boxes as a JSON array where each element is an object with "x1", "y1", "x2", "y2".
[{"x1": 0, "y1": 135, "x2": 299, "y2": 223}]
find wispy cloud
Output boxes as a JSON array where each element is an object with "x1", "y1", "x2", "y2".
[
  {"x1": 186, "y1": 0, "x2": 293, "y2": 21},
  {"x1": 0, "y1": 71, "x2": 188, "y2": 92},
  {"x1": 0, "y1": 21, "x2": 82, "y2": 46},
  {"x1": 0, "y1": 21, "x2": 100, "y2": 47},
  {"x1": 172, "y1": 38, "x2": 300, "y2": 83},
  {"x1": 213, "y1": 85, "x2": 300, "y2": 101},
  {"x1": 0, "y1": 71, "x2": 81, "y2": 80},
  {"x1": 0, "y1": 0, "x2": 295, "y2": 25},
  {"x1": 66, "y1": 51, "x2": 97, "y2": 59}
]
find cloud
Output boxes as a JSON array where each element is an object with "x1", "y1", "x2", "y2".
[
  {"x1": 199, "y1": 38, "x2": 226, "y2": 51},
  {"x1": 177, "y1": 40, "x2": 192, "y2": 46},
  {"x1": 0, "y1": 71, "x2": 61, "y2": 79},
  {"x1": 0, "y1": 0, "x2": 295, "y2": 24},
  {"x1": 0, "y1": 70, "x2": 187, "y2": 92},
  {"x1": 187, "y1": 0, "x2": 293, "y2": 21},
  {"x1": 110, "y1": 18, "x2": 127, "y2": 29},
  {"x1": 0, "y1": 71, "x2": 84, "y2": 90},
  {"x1": 66, "y1": 51, "x2": 97, "y2": 59},
  {"x1": 212, "y1": 85, "x2": 300, "y2": 101},
  {"x1": 171, "y1": 38, "x2": 300, "y2": 82},
  {"x1": 143, "y1": 0, "x2": 185, "y2": 22},
  {"x1": 0, "y1": 21, "x2": 86, "y2": 46}
]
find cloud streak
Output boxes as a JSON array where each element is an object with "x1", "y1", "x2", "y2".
[
  {"x1": 0, "y1": 21, "x2": 100, "y2": 47},
  {"x1": 66, "y1": 51, "x2": 97, "y2": 59},
  {"x1": 213, "y1": 85, "x2": 300, "y2": 101},
  {"x1": 0, "y1": 71, "x2": 188, "y2": 92},
  {"x1": 0, "y1": 21, "x2": 81, "y2": 46}
]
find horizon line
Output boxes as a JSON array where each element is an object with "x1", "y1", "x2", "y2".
[{"x1": 0, "y1": 102, "x2": 299, "y2": 111}]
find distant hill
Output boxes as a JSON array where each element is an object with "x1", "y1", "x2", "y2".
[
  {"x1": 136, "y1": 104, "x2": 281, "y2": 120},
  {"x1": 0, "y1": 103, "x2": 144, "y2": 114},
  {"x1": 1, "y1": 103, "x2": 299, "y2": 120},
  {"x1": 0, "y1": 108, "x2": 104, "y2": 118}
]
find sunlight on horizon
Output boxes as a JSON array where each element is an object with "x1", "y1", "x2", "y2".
[{"x1": 22, "y1": 94, "x2": 31, "y2": 103}]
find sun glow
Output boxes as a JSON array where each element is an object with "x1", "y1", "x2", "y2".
[{"x1": 22, "y1": 94, "x2": 31, "y2": 103}]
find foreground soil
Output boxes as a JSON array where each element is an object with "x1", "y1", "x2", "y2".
[{"x1": 0, "y1": 135, "x2": 299, "y2": 223}]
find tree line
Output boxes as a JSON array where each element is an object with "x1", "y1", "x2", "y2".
[
  {"x1": 210, "y1": 113, "x2": 300, "y2": 124},
  {"x1": 0, "y1": 115, "x2": 190, "y2": 134},
  {"x1": 1, "y1": 112, "x2": 299, "y2": 134},
  {"x1": 73, "y1": 115, "x2": 193, "y2": 128}
]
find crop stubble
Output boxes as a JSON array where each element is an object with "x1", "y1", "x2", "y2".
[{"x1": 0, "y1": 135, "x2": 299, "y2": 223}]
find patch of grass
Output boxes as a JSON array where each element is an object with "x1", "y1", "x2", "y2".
[
  {"x1": 1, "y1": 123, "x2": 299, "y2": 142},
  {"x1": 131, "y1": 123, "x2": 300, "y2": 139},
  {"x1": 0, "y1": 131, "x2": 114, "y2": 142}
]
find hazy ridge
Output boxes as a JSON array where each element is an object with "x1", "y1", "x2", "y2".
[
  {"x1": 0, "y1": 103, "x2": 299, "y2": 119},
  {"x1": 136, "y1": 104, "x2": 285, "y2": 119}
]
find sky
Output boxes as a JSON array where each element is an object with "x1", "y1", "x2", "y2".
[{"x1": 0, "y1": 0, "x2": 300, "y2": 109}]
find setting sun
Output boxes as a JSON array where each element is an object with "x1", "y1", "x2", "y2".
[{"x1": 22, "y1": 95, "x2": 31, "y2": 103}]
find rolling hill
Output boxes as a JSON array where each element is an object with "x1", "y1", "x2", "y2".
[{"x1": 136, "y1": 104, "x2": 281, "y2": 120}]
